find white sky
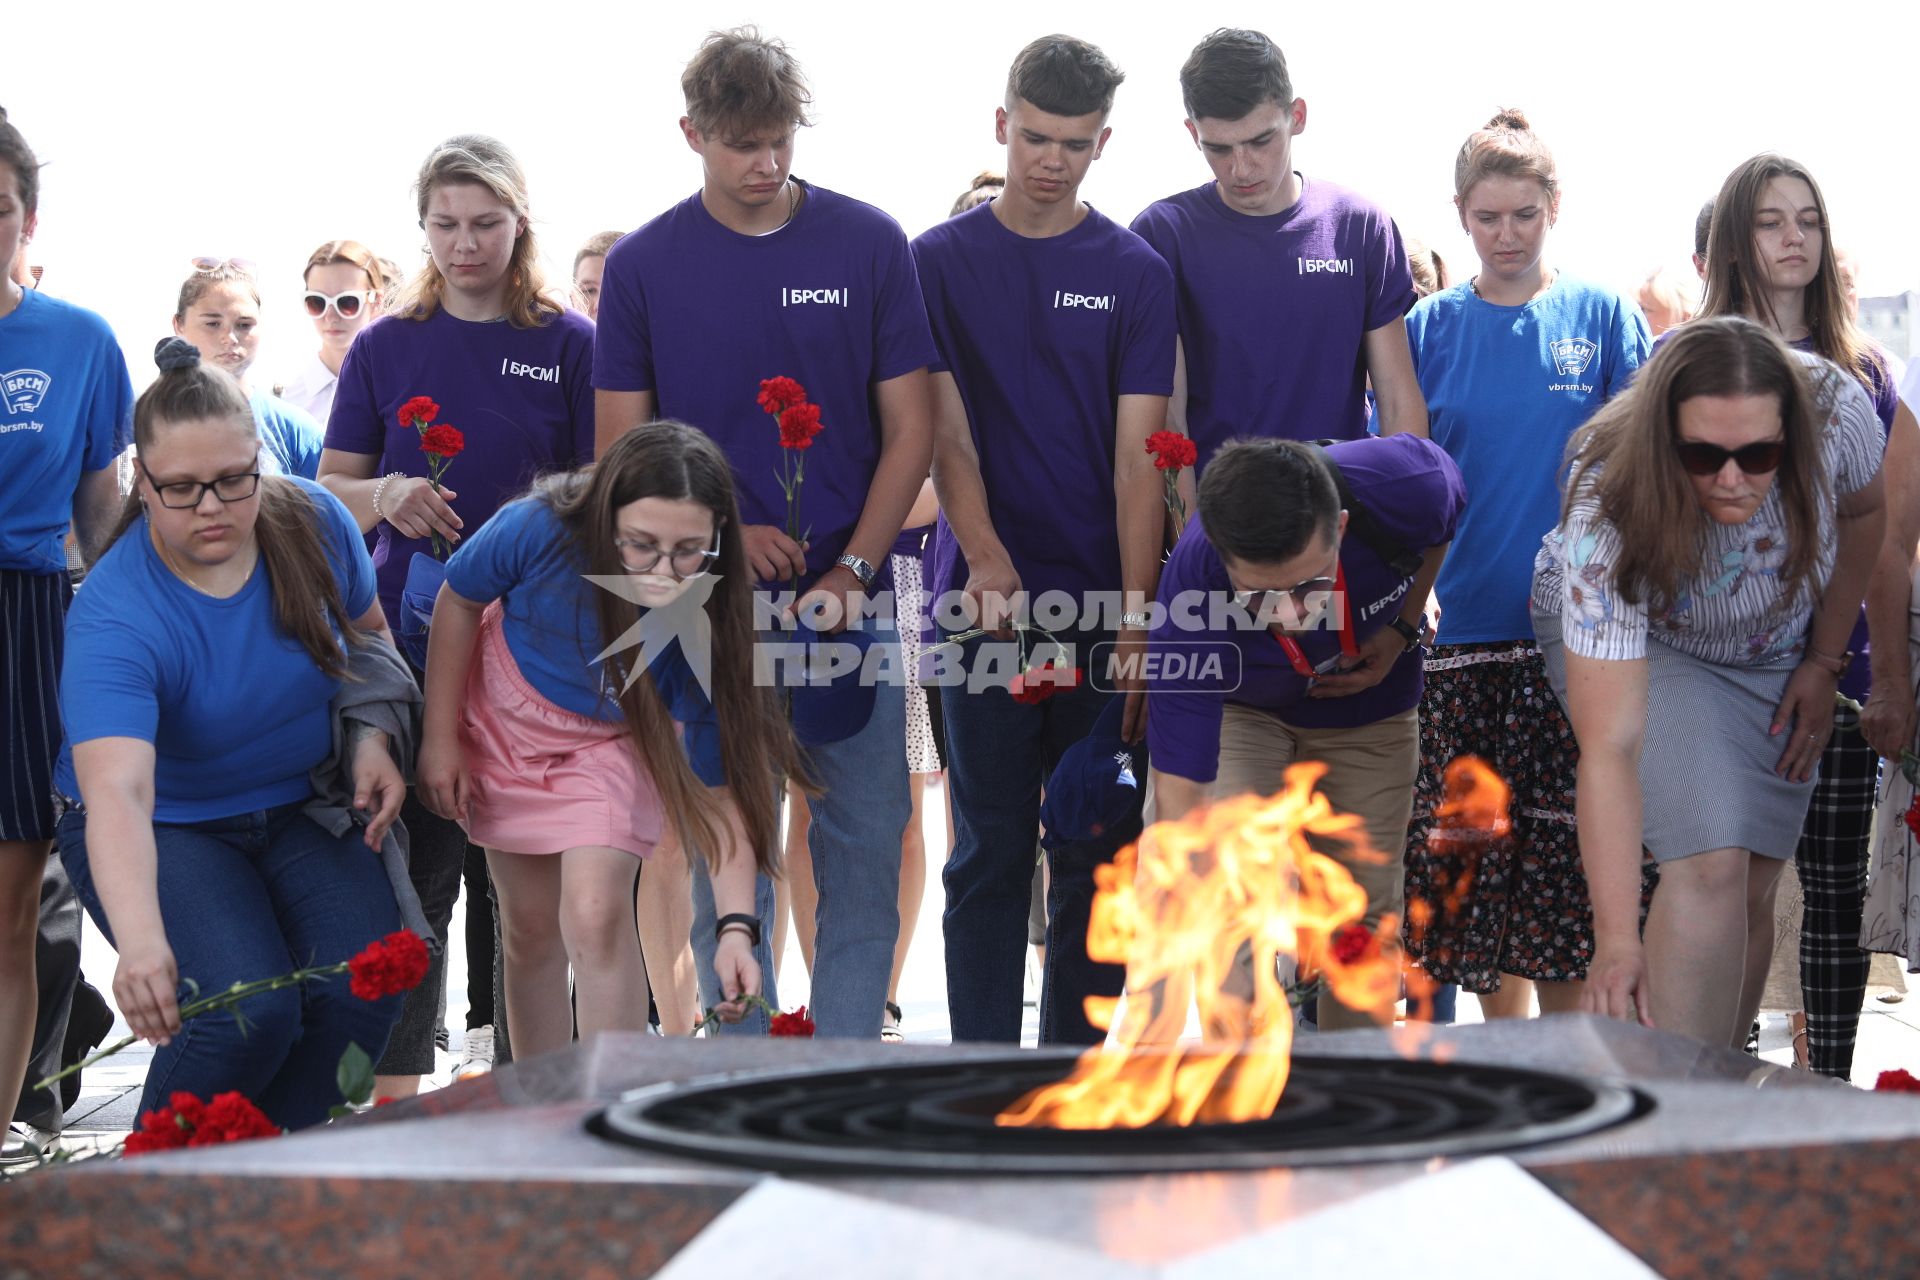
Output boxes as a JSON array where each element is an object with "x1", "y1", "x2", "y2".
[{"x1": 12, "y1": 0, "x2": 1919, "y2": 390}]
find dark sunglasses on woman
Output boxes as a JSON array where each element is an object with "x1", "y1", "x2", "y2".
[{"x1": 1674, "y1": 439, "x2": 1784, "y2": 477}]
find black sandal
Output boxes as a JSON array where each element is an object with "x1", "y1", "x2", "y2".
[{"x1": 882, "y1": 1001, "x2": 905, "y2": 1042}]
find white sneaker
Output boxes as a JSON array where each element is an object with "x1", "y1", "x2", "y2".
[{"x1": 455, "y1": 1025, "x2": 495, "y2": 1079}]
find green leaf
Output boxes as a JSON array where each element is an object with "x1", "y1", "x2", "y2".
[{"x1": 336, "y1": 1041, "x2": 375, "y2": 1106}]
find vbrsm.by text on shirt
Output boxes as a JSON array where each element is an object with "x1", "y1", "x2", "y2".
[
  {"x1": 1147, "y1": 435, "x2": 1467, "y2": 785},
  {"x1": 913, "y1": 202, "x2": 1176, "y2": 615},
  {"x1": 444, "y1": 494, "x2": 724, "y2": 786},
  {"x1": 55, "y1": 478, "x2": 376, "y2": 821},
  {"x1": 1407, "y1": 275, "x2": 1649, "y2": 644},
  {"x1": 0, "y1": 290, "x2": 134, "y2": 574},
  {"x1": 326, "y1": 307, "x2": 596, "y2": 623},
  {"x1": 1130, "y1": 176, "x2": 1414, "y2": 472},
  {"x1": 592, "y1": 180, "x2": 938, "y2": 592}
]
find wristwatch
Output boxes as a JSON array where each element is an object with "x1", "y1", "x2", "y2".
[
  {"x1": 1388, "y1": 616, "x2": 1424, "y2": 651},
  {"x1": 1121, "y1": 610, "x2": 1151, "y2": 629},
  {"x1": 835, "y1": 553, "x2": 877, "y2": 589}
]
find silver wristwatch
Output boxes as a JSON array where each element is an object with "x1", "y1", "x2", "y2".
[
  {"x1": 1120, "y1": 610, "x2": 1151, "y2": 629},
  {"x1": 835, "y1": 553, "x2": 877, "y2": 589}
]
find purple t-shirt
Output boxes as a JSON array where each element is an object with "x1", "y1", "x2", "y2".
[
  {"x1": 1130, "y1": 176, "x2": 1414, "y2": 471},
  {"x1": 1147, "y1": 434, "x2": 1466, "y2": 783},
  {"x1": 593, "y1": 180, "x2": 938, "y2": 591},
  {"x1": 913, "y1": 203, "x2": 1176, "y2": 611},
  {"x1": 325, "y1": 307, "x2": 596, "y2": 622}
]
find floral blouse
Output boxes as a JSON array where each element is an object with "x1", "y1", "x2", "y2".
[{"x1": 1532, "y1": 356, "x2": 1882, "y2": 666}]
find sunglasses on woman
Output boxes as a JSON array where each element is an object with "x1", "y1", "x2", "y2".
[
  {"x1": 303, "y1": 290, "x2": 371, "y2": 319},
  {"x1": 1674, "y1": 439, "x2": 1785, "y2": 477},
  {"x1": 191, "y1": 256, "x2": 258, "y2": 276}
]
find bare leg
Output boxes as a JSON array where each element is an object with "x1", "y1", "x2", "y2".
[
  {"x1": 1644, "y1": 846, "x2": 1750, "y2": 1046},
  {"x1": 1475, "y1": 978, "x2": 1536, "y2": 1020},
  {"x1": 786, "y1": 788, "x2": 819, "y2": 975},
  {"x1": 1535, "y1": 979, "x2": 1585, "y2": 1015},
  {"x1": 0, "y1": 841, "x2": 49, "y2": 1123},
  {"x1": 635, "y1": 836, "x2": 698, "y2": 1035},
  {"x1": 1734, "y1": 852, "x2": 1787, "y2": 1049},
  {"x1": 559, "y1": 846, "x2": 652, "y2": 1041},
  {"x1": 486, "y1": 849, "x2": 571, "y2": 1059},
  {"x1": 888, "y1": 775, "x2": 929, "y2": 1006}
]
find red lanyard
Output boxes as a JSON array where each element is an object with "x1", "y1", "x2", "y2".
[{"x1": 1274, "y1": 563, "x2": 1358, "y2": 678}]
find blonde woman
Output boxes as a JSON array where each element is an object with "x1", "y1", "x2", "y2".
[{"x1": 282, "y1": 240, "x2": 388, "y2": 424}]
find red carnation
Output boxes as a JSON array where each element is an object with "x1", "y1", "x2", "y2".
[
  {"x1": 769, "y1": 1006, "x2": 816, "y2": 1037},
  {"x1": 348, "y1": 929, "x2": 432, "y2": 1002},
  {"x1": 419, "y1": 423, "x2": 466, "y2": 459},
  {"x1": 777, "y1": 402, "x2": 824, "y2": 450},
  {"x1": 397, "y1": 395, "x2": 440, "y2": 430},
  {"x1": 757, "y1": 376, "x2": 808, "y2": 416},
  {"x1": 187, "y1": 1092, "x2": 281, "y2": 1146},
  {"x1": 1145, "y1": 430, "x2": 1198, "y2": 472},
  {"x1": 1009, "y1": 663, "x2": 1081, "y2": 706},
  {"x1": 1876, "y1": 1069, "x2": 1920, "y2": 1093},
  {"x1": 169, "y1": 1091, "x2": 207, "y2": 1128},
  {"x1": 1905, "y1": 795, "x2": 1920, "y2": 841},
  {"x1": 123, "y1": 1104, "x2": 193, "y2": 1155},
  {"x1": 1330, "y1": 923, "x2": 1372, "y2": 966}
]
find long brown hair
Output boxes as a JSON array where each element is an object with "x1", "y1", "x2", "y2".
[
  {"x1": 111, "y1": 341, "x2": 366, "y2": 679},
  {"x1": 1562, "y1": 316, "x2": 1829, "y2": 608},
  {"x1": 386, "y1": 135, "x2": 561, "y2": 330},
  {"x1": 1452, "y1": 107, "x2": 1558, "y2": 205},
  {"x1": 1698, "y1": 154, "x2": 1878, "y2": 390},
  {"x1": 533, "y1": 422, "x2": 802, "y2": 876}
]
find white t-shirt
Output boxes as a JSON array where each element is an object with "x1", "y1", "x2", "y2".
[{"x1": 279, "y1": 352, "x2": 339, "y2": 427}]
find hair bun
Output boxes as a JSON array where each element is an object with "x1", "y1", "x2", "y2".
[
  {"x1": 153, "y1": 337, "x2": 202, "y2": 373},
  {"x1": 1487, "y1": 107, "x2": 1531, "y2": 131}
]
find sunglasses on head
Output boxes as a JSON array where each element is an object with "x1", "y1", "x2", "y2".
[
  {"x1": 1674, "y1": 439, "x2": 1785, "y2": 477},
  {"x1": 191, "y1": 255, "x2": 257, "y2": 276},
  {"x1": 303, "y1": 290, "x2": 370, "y2": 319}
]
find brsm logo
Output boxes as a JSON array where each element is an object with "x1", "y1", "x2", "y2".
[
  {"x1": 2, "y1": 369, "x2": 50, "y2": 415},
  {"x1": 1550, "y1": 338, "x2": 1597, "y2": 377}
]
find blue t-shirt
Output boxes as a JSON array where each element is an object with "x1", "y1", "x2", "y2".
[
  {"x1": 1148, "y1": 435, "x2": 1466, "y2": 783},
  {"x1": 1130, "y1": 177, "x2": 1414, "y2": 471},
  {"x1": 443, "y1": 495, "x2": 724, "y2": 786},
  {"x1": 56, "y1": 477, "x2": 376, "y2": 822},
  {"x1": 0, "y1": 291, "x2": 134, "y2": 573},
  {"x1": 912, "y1": 202, "x2": 1176, "y2": 609},
  {"x1": 1406, "y1": 276, "x2": 1649, "y2": 643},
  {"x1": 250, "y1": 387, "x2": 326, "y2": 480},
  {"x1": 326, "y1": 307, "x2": 597, "y2": 624},
  {"x1": 593, "y1": 180, "x2": 939, "y2": 591}
]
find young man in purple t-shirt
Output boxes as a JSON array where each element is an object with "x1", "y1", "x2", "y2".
[
  {"x1": 1148, "y1": 437, "x2": 1463, "y2": 1028},
  {"x1": 593, "y1": 29, "x2": 936, "y2": 1041},
  {"x1": 911, "y1": 36, "x2": 1174, "y2": 1043},
  {"x1": 1131, "y1": 29, "x2": 1428, "y2": 473}
]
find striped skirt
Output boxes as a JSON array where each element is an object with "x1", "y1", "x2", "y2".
[{"x1": 2, "y1": 569, "x2": 71, "y2": 842}]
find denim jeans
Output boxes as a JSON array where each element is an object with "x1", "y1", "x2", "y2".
[
  {"x1": 690, "y1": 623, "x2": 909, "y2": 1039},
  {"x1": 57, "y1": 802, "x2": 405, "y2": 1131},
  {"x1": 941, "y1": 633, "x2": 1112, "y2": 1043},
  {"x1": 1040, "y1": 818, "x2": 1141, "y2": 1047}
]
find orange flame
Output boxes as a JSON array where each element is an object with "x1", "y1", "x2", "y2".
[
  {"x1": 997, "y1": 762, "x2": 1400, "y2": 1130},
  {"x1": 1404, "y1": 755, "x2": 1512, "y2": 1022}
]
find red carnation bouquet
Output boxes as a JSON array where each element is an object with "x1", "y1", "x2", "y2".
[
  {"x1": 397, "y1": 395, "x2": 465, "y2": 559},
  {"x1": 123, "y1": 1090, "x2": 282, "y2": 1156},
  {"x1": 758, "y1": 376, "x2": 825, "y2": 595},
  {"x1": 1145, "y1": 430, "x2": 1197, "y2": 535}
]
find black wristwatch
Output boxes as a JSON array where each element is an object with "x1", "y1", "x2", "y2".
[
  {"x1": 715, "y1": 913, "x2": 762, "y2": 947},
  {"x1": 1388, "y1": 616, "x2": 1424, "y2": 651}
]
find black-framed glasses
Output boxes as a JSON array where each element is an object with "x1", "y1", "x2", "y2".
[
  {"x1": 1675, "y1": 439, "x2": 1785, "y2": 477},
  {"x1": 614, "y1": 530, "x2": 722, "y2": 579},
  {"x1": 303, "y1": 290, "x2": 370, "y2": 319},
  {"x1": 139, "y1": 456, "x2": 263, "y2": 508}
]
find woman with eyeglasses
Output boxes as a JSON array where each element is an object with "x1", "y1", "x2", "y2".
[
  {"x1": 52, "y1": 339, "x2": 409, "y2": 1130},
  {"x1": 316, "y1": 134, "x2": 592, "y2": 1096},
  {"x1": 170, "y1": 260, "x2": 325, "y2": 479},
  {"x1": 280, "y1": 241, "x2": 388, "y2": 425},
  {"x1": 413, "y1": 423, "x2": 794, "y2": 1053},
  {"x1": 1684, "y1": 155, "x2": 1912, "y2": 1078},
  {"x1": 0, "y1": 107, "x2": 133, "y2": 1164},
  {"x1": 1532, "y1": 316, "x2": 1884, "y2": 1048},
  {"x1": 1399, "y1": 110, "x2": 1651, "y2": 1024}
]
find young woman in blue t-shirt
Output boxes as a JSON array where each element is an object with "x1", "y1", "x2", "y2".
[
  {"x1": 55, "y1": 341, "x2": 408, "y2": 1131},
  {"x1": 414, "y1": 423, "x2": 795, "y2": 1053},
  {"x1": 1400, "y1": 109, "x2": 1649, "y2": 1023}
]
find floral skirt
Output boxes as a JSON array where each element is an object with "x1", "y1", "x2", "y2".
[{"x1": 1401, "y1": 641, "x2": 1596, "y2": 992}]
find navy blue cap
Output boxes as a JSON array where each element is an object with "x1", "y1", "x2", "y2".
[
  {"x1": 786, "y1": 619, "x2": 879, "y2": 747},
  {"x1": 395, "y1": 551, "x2": 446, "y2": 671},
  {"x1": 1040, "y1": 696, "x2": 1146, "y2": 851}
]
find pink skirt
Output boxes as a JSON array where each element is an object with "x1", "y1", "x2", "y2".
[{"x1": 458, "y1": 603, "x2": 662, "y2": 858}]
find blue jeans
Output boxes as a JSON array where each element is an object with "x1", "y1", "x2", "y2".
[
  {"x1": 941, "y1": 634, "x2": 1111, "y2": 1042},
  {"x1": 690, "y1": 623, "x2": 908, "y2": 1039},
  {"x1": 57, "y1": 802, "x2": 405, "y2": 1131}
]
